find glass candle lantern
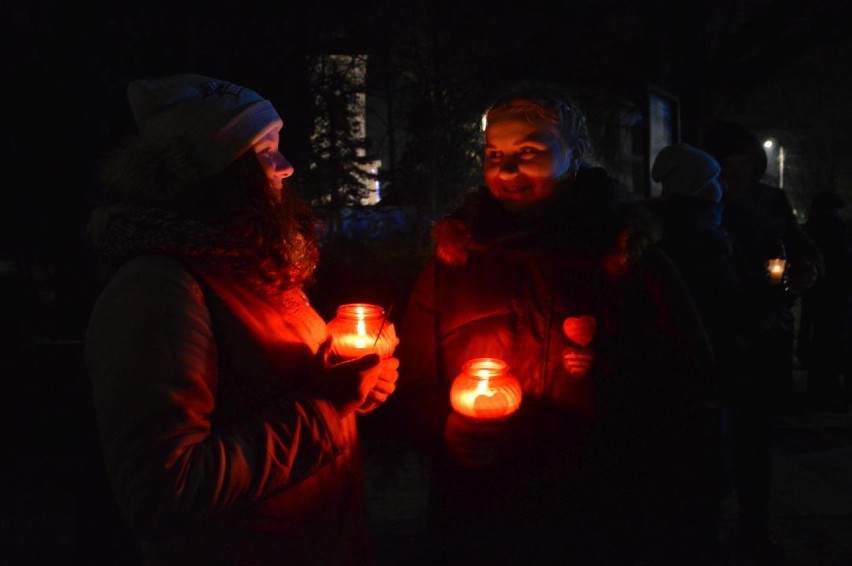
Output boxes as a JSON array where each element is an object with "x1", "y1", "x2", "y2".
[
  {"x1": 327, "y1": 303, "x2": 398, "y2": 361},
  {"x1": 450, "y1": 358, "x2": 523, "y2": 422}
]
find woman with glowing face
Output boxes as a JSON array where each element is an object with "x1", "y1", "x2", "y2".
[{"x1": 483, "y1": 113, "x2": 575, "y2": 213}]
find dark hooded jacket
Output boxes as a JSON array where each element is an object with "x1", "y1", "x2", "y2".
[
  {"x1": 390, "y1": 167, "x2": 717, "y2": 563},
  {"x1": 801, "y1": 190, "x2": 852, "y2": 398}
]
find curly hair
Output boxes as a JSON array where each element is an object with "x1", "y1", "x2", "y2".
[{"x1": 205, "y1": 152, "x2": 320, "y2": 289}]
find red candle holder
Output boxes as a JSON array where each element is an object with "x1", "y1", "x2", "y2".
[{"x1": 450, "y1": 358, "x2": 522, "y2": 422}]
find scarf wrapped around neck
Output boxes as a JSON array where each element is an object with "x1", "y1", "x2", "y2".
[{"x1": 89, "y1": 204, "x2": 305, "y2": 298}]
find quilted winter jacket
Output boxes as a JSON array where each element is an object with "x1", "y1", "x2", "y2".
[{"x1": 85, "y1": 254, "x2": 369, "y2": 565}]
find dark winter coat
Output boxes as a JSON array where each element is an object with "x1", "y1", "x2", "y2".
[
  {"x1": 804, "y1": 195, "x2": 852, "y2": 309},
  {"x1": 723, "y1": 182, "x2": 823, "y2": 335},
  {"x1": 86, "y1": 254, "x2": 369, "y2": 565},
  {"x1": 643, "y1": 194, "x2": 751, "y2": 402},
  {"x1": 801, "y1": 192, "x2": 852, "y2": 393}
]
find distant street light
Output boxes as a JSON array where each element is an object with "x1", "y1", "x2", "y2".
[{"x1": 763, "y1": 138, "x2": 784, "y2": 189}]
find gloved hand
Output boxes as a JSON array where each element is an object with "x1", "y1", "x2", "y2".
[
  {"x1": 443, "y1": 411, "x2": 510, "y2": 469},
  {"x1": 785, "y1": 260, "x2": 819, "y2": 294},
  {"x1": 307, "y1": 337, "x2": 383, "y2": 418}
]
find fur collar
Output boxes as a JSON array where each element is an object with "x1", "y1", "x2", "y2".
[{"x1": 432, "y1": 168, "x2": 660, "y2": 278}]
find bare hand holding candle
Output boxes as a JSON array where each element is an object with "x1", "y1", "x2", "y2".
[{"x1": 327, "y1": 303, "x2": 400, "y2": 414}]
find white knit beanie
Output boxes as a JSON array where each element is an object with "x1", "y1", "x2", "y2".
[
  {"x1": 651, "y1": 143, "x2": 721, "y2": 199},
  {"x1": 127, "y1": 73, "x2": 283, "y2": 176}
]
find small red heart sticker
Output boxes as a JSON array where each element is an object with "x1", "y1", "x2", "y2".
[{"x1": 562, "y1": 315, "x2": 596, "y2": 347}]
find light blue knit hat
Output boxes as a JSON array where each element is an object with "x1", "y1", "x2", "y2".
[{"x1": 652, "y1": 143, "x2": 721, "y2": 199}]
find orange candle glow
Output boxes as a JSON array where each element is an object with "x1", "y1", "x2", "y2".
[
  {"x1": 327, "y1": 303, "x2": 398, "y2": 361},
  {"x1": 450, "y1": 358, "x2": 522, "y2": 422},
  {"x1": 766, "y1": 258, "x2": 787, "y2": 286}
]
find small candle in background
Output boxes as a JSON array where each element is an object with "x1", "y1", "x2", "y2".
[{"x1": 766, "y1": 258, "x2": 787, "y2": 286}]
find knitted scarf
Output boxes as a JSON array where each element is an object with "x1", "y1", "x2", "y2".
[{"x1": 90, "y1": 205, "x2": 311, "y2": 298}]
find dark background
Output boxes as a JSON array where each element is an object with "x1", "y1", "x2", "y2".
[{"x1": 3, "y1": 0, "x2": 851, "y2": 341}]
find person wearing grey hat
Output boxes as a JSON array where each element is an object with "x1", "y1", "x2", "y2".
[{"x1": 85, "y1": 74, "x2": 399, "y2": 565}]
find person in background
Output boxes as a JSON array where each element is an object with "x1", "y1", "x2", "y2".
[
  {"x1": 705, "y1": 121, "x2": 823, "y2": 564},
  {"x1": 801, "y1": 190, "x2": 852, "y2": 412},
  {"x1": 388, "y1": 81, "x2": 717, "y2": 565},
  {"x1": 85, "y1": 73, "x2": 399, "y2": 565},
  {"x1": 646, "y1": 143, "x2": 752, "y2": 557}
]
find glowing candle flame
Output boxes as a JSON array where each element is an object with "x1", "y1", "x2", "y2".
[{"x1": 766, "y1": 258, "x2": 787, "y2": 285}]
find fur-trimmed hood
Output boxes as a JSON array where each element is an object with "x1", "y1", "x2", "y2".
[
  {"x1": 432, "y1": 167, "x2": 661, "y2": 278},
  {"x1": 98, "y1": 133, "x2": 211, "y2": 207},
  {"x1": 90, "y1": 133, "x2": 223, "y2": 277}
]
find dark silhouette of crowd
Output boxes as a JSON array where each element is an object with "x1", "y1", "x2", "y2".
[
  {"x1": 645, "y1": 124, "x2": 831, "y2": 564},
  {"x1": 798, "y1": 190, "x2": 852, "y2": 412}
]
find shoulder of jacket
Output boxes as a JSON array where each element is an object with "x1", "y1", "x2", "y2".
[
  {"x1": 116, "y1": 253, "x2": 191, "y2": 276},
  {"x1": 89, "y1": 254, "x2": 209, "y2": 339},
  {"x1": 108, "y1": 254, "x2": 203, "y2": 301}
]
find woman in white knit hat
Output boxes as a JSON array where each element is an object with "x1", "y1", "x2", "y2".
[{"x1": 85, "y1": 74, "x2": 399, "y2": 565}]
